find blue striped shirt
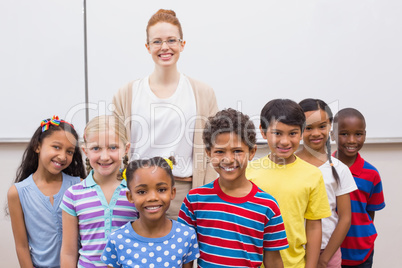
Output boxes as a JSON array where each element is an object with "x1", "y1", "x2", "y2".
[{"x1": 178, "y1": 179, "x2": 288, "y2": 268}]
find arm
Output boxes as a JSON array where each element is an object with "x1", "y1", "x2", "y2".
[
  {"x1": 263, "y1": 250, "x2": 284, "y2": 268},
  {"x1": 183, "y1": 261, "x2": 194, "y2": 268},
  {"x1": 112, "y1": 82, "x2": 133, "y2": 140},
  {"x1": 60, "y1": 210, "x2": 79, "y2": 267},
  {"x1": 305, "y1": 219, "x2": 322, "y2": 268},
  {"x1": 193, "y1": 82, "x2": 218, "y2": 186},
  {"x1": 208, "y1": 87, "x2": 218, "y2": 116},
  {"x1": 368, "y1": 210, "x2": 375, "y2": 222},
  {"x1": 7, "y1": 186, "x2": 34, "y2": 268},
  {"x1": 318, "y1": 194, "x2": 351, "y2": 268},
  {"x1": 112, "y1": 82, "x2": 132, "y2": 119}
]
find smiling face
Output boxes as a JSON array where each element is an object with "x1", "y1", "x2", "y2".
[
  {"x1": 146, "y1": 22, "x2": 185, "y2": 68},
  {"x1": 302, "y1": 109, "x2": 332, "y2": 154},
  {"x1": 35, "y1": 130, "x2": 76, "y2": 175},
  {"x1": 331, "y1": 115, "x2": 366, "y2": 161},
  {"x1": 261, "y1": 121, "x2": 302, "y2": 164},
  {"x1": 126, "y1": 166, "x2": 176, "y2": 222},
  {"x1": 83, "y1": 129, "x2": 129, "y2": 180},
  {"x1": 207, "y1": 132, "x2": 256, "y2": 183}
]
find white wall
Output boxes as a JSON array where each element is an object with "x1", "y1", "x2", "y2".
[
  {"x1": 1, "y1": 143, "x2": 27, "y2": 265},
  {"x1": 2, "y1": 0, "x2": 402, "y2": 141},
  {"x1": 1, "y1": 142, "x2": 400, "y2": 266}
]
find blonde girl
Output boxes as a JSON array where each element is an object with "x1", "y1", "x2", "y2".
[
  {"x1": 7, "y1": 116, "x2": 85, "y2": 267},
  {"x1": 60, "y1": 115, "x2": 138, "y2": 268},
  {"x1": 296, "y1": 99, "x2": 357, "y2": 268}
]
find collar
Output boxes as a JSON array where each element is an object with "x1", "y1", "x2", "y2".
[
  {"x1": 213, "y1": 178, "x2": 258, "y2": 204},
  {"x1": 349, "y1": 153, "x2": 364, "y2": 177},
  {"x1": 84, "y1": 170, "x2": 127, "y2": 188},
  {"x1": 332, "y1": 151, "x2": 364, "y2": 177}
]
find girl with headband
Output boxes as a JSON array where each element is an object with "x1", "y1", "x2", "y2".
[
  {"x1": 112, "y1": 9, "x2": 218, "y2": 220},
  {"x1": 7, "y1": 116, "x2": 86, "y2": 267}
]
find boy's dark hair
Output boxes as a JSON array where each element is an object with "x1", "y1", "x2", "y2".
[
  {"x1": 333, "y1": 108, "x2": 366, "y2": 126},
  {"x1": 260, "y1": 99, "x2": 306, "y2": 133},
  {"x1": 203, "y1": 108, "x2": 256, "y2": 151},
  {"x1": 125, "y1": 156, "x2": 176, "y2": 189},
  {"x1": 15, "y1": 120, "x2": 86, "y2": 183},
  {"x1": 299, "y1": 98, "x2": 340, "y2": 184}
]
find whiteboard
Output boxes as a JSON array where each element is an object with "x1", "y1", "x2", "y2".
[
  {"x1": 1, "y1": 0, "x2": 402, "y2": 141},
  {"x1": 0, "y1": 0, "x2": 86, "y2": 140}
]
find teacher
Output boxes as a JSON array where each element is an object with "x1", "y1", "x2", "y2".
[{"x1": 112, "y1": 9, "x2": 218, "y2": 220}]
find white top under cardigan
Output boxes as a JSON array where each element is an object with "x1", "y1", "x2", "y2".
[
  {"x1": 112, "y1": 74, "x2": 218, "y2": 188},
  {"x1": 130, "y1": 73, "x2": 196, "y2": 178}
]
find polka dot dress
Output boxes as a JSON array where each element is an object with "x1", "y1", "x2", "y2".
[{"x1": 101, "y1": 220, "x2": 200, "y2": 268}]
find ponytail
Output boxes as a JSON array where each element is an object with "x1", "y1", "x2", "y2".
[
  {"x1": 326, "y1": 139, "x2": 340, "y2": 185},
  {"x1": 117, "y1": 154, "x2": 129, "y2": 181}
]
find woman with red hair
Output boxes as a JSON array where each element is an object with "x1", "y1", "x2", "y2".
[{"x1": 113, "y1": 9, "x2": 218, "y2": 220}]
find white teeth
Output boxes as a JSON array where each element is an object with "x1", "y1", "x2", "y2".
[
  {"x1": 146, "y1": 206, "x2": 160, "y2": 210},
  {"x1": 160, "y1": 54, "x2": 171, "y2": 58},
  {"x1": 221, "y1": 167, "x2": 236, "y2": 172},
  {"x1": 53, "y1": 161, "x2": 62, "y2": 167}
]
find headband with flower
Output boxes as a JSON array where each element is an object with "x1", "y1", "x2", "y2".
[
  {"x1": 40, "y1": 115, "x2": 74, "y2": 132},
  {"x1": 41, "y1": 116, "x2": 60, "y2": 132}
]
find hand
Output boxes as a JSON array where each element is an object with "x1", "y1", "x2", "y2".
[{"x1": 317, "y1": 256, "x2": 328, "y2": 268}]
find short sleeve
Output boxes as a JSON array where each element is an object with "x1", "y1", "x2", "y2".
[
  {"x1": 335, "y1": 162, "x2": 358, "y2": 196},
  {"x1": 263, "y1": 202, "x2": 289, "y2": 251},
  {"x1": 60, "y1": 186, "x2": 77, "y2": 216},
  {"x1": 101, "y1": 235, "x2": 120, "y2": 268},
  {"x1": 305, "y1": 174, "x2": 332, "y2": 220},
  {"x1": 366, "y1": 171, "x2": 385, "y2": 211},
  {"x1": 183, "y1": 227, "x2": 200, "y2": 264},
  {"x1": 178, "y1": 194, "x2": 197, "y2": 230}
]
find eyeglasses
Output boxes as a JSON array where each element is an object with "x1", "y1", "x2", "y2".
[{"x1": 148, "y1": 38, "x2": 182, "y2": 48}]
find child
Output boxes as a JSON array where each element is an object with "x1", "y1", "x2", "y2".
[
  {"x1": 101, "y1": 157, "x2": 199, "y2": 268},
  {"x1": 246, "y1": 99, "x2": 332, "y2": 268},
  {"x1": 7, "y1": 116, "x2": 86, "y2": 267},
  {"x1": 179, "y1": 108, "x2": 288, "y2": 268},
  {"x1": 60, "y1": 115, "x2": 138, "y2": 268},
  {"x1": 331, "y1": 108, "x2": 385, "y2": 268},
  {"x1": 296, "y1": 99, "x2": 357, "y2": 268}
]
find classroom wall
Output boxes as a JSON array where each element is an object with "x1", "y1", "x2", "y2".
[
  {"x1": 1, "y1": 142, "x2": 400, "y2": 266},
  {"x1": 2, "y1": 0, "x2": 402, "y2": 141}
]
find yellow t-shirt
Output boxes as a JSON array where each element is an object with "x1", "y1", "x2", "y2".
[{"x1": 246, "y1": 155, "x2": 331, "y2": 268}]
